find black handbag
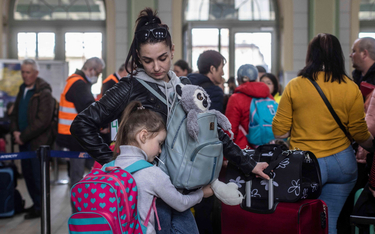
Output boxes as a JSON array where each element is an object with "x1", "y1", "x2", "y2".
[{"x1": 226, "y1": 144, "x2": 322, "y2": 211}]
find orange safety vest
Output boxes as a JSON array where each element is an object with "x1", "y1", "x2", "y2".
[
  {"x1": 97, "y1": 73, "x2": 120, "y2": 100},
  {"x1": 58, "y1": 74, "x2": 87, "y2": 135}
]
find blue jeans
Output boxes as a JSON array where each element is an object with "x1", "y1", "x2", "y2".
[
  {"x1": 20, "y1": 143, "x2": 41, "y2": 211},
  {"x1": 155, "y1": 198, "x2": 199, "y2": 234},
  {"x1": 318, "y1": 145, "x2": 357, "y2": 234}
]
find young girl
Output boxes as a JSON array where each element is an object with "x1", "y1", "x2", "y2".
[
  {"x1": 71, "y1": 7, "x2": 269, "y2": 234},
  {"x1": 113, "y1": 101, "x2": 213, "y2": 234}
]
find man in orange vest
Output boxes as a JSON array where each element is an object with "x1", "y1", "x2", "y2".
[
  {"x1": 98, "y1": 63, "x2": 128, "y2": 99},
  {"x1": 56, "y1": 57, "x2": 105, "y2": 209}
]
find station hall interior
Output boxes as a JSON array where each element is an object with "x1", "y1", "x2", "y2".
[
  {"x1": 0, "y1": 0, "x2": 374, "y2": 99},
  {"x1": 0, "y1": 1, "x2": 375, "y2": 233}
]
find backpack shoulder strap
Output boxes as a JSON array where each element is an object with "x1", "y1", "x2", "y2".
[
  {"x1": 125, "y1": 160, "x2": 153, "y2": 174},
  {"x1": 136, "y1": 78, "x2": 167, "y2": 105},
  {"x1": 101, "y1": 159, "x2": 152, "y2": 173},
  {"x1": 101, "y1": 160, "x2": 116, "y2": 171}
]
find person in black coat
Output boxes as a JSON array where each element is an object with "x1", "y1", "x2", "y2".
[{"x1": 188, "y1": 50, "x2": 226, "y2": 113}]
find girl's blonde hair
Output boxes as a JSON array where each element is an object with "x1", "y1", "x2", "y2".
[{"x1": 113, "y1": 101, "x2": 166, "y2": 158}]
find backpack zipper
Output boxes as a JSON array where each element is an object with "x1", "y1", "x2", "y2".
[
  {"x1": 190, "y1": 141, "x2": 222, "y2": 161},
  {"x1": 84, "y1": 174, "x2": 132, "y2": 229},
  {"x1": 171, "y1": 116, "x2": 187, "y2": 149}
]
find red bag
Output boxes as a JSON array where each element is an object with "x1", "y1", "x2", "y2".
[
  {"x1": 360, "y1": 81, "x2": 375, "y2": 98},
  {"x1": 221, "y1": 199, "x2": 328, "y2": 234}
]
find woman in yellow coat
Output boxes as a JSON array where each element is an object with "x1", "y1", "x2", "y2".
[{"x1": 272, "y1": 33, "x2": 373, "y2": 234}]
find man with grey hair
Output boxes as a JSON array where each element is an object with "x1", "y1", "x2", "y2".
[
  {"x1": 350, "y1": 37, "x2": 375, "y2": 87},
  {"x1": 56, "y1": 57, "x2": 105, "y2": 212},
  {"x1": 10, "y1": 58, "x2": 56, "y2": 219}
]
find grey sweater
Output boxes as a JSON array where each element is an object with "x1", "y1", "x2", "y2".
[{"x1": 115, "y1": 145, "x2": 203, "y2": 234}]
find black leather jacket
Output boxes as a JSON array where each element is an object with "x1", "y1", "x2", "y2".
[{"x1": 70, "y1": 77, "x2": 257, "y2": 174}]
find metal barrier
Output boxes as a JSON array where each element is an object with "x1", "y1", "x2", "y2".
[{"x1": 0, "y1": 146, "x2": 91, "y2": 234}]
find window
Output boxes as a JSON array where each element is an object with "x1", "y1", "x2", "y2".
[
  {"x1": 14, "y1": 0, "x2": 105, "y2": 20},
  {"x1": 359, "y1": 0, "x2": 375, "y2": 36},
  {"x1": 10, "y1": 0, "x2": 106, "y2": 96},
  {"x1": 184, "y1": 0, "x2": 278, "y2": 79},
  {"x1": 65, "y1": 32, "x2": 103, "y2": 94},
  {"x1": 185, "y1": 0, "x2": 275, "y2": 21},
  {"x1": 17, "y1": 32, "x2": 55, "y2": 60},
  {"x1": 235, "y1": 32, "x2": 271, "y2": 75}
]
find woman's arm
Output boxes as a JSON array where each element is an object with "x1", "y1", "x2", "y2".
[
  {"x1": 70, "y1": 79, "x2": 132, "y2": 165},
  {"x1": 274, "y1": 132, "x2": 290, "y2": 139},
  {"x1": 357, "y1": 135, "x2": 374, "y2": 155},
  {"x1": 218, "y1": 129, "x2": 269, "y2": 179},
  {"x1": 272, "y1": 84, "x2": 293, "y2": 138}
]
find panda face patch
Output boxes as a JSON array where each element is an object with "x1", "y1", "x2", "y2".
[{"x1": 193, "y1": 89, "x2": 209, "y2": 112}]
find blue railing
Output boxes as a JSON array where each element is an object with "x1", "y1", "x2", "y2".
[{"x1": 0, "y1": 145, "x2": 91, "y2": 234}]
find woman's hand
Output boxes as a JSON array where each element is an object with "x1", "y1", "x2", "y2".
[
  {"x1": 251, "y1": 162, "x2": 270, "y2": 180},
  {"x1": 356, "y1": 146, "x2": 368, "y2": 164},
  {"x1": 202, "y1": 184, "x2": 214, "y2": 198}
]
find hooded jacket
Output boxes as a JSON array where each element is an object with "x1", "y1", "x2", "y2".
[
  {"x1": 225, "y1": 81, "x2": 272, "y2": 149},
  {"x1": 70, "y1": 69, "x2": 257, "y2": 174},
  {"x1": 188, "y1": 73, "x2": 224, "y2": 113},
  {"x1": 10, "y1": 77, "x2": 55, "y2": 151}
]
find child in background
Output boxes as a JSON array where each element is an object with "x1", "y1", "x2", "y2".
[
  {"x1": 113, "y1": 100, "x2": 213, "y2": 234},
  {"x1": 260, "y1": 73, "x2": 282, "y2": 103}
]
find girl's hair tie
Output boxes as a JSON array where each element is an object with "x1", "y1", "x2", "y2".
[{"x1": 137, "y1": 106, "x2": 145, "y2": 110}]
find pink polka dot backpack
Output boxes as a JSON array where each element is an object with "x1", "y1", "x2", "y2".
[{"x1": 68, "y1": 160, "x2": 160, "y2": 234}]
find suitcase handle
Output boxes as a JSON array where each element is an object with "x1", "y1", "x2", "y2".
[{"x1": 241, "y1": 178, "x2": 278, "y2": 214}]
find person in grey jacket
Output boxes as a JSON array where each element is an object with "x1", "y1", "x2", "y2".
[{"x1": 113, "y1": 100, "x2": 213, "y2": 234}]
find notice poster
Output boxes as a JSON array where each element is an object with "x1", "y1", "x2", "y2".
[{"x1": 0, "y1": 61, "x2": 23, "y2": 97}]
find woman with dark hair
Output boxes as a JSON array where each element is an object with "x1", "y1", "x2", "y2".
[
  {"x1": 272, "y1": 33, "x2": 374, "y2": 234},
  {"x1": 173, "y1": 59, "x2": 192, "y2": 77},
  {"x1": 70, "y1": 7, "x2": 269, "y2": 234},
  {"x1": 260, "y1": 73, "x2": 281, "y2": 103}
]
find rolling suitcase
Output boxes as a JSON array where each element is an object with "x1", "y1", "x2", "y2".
[
  {"x1": 0, "y1": 166, "x2": 15, "y2": 217},
  {"x1": 221, "y1": 177, "x2": 328, "y2": 234},
  {"x1": 222, "y1": 198, "x2": 328, "y2": 234}
]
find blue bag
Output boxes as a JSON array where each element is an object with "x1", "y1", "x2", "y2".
[
  {"x1": 246, "y1": 97, "x2": 278, "y2": 146},
  {"x1": 136, "y1": 78, "x2": 223, "y2": 190}
]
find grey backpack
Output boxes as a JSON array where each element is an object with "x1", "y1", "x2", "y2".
[{"x1": 136, "y1": 78, "x2": 223, "y2": 190}]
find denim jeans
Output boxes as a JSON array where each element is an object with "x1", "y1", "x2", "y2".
[
  {"x1": 318, "y1": 145, "x2": 357, "y2": 234},
  {"x1": 20, "y1": 143, "x2": 41, "y2": 211},
  {"x1": 155, "y1": 198, "x2": 199, "y2": 234}
]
